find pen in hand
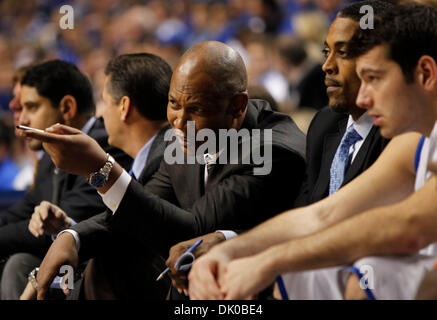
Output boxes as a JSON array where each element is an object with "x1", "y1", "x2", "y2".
[
  {"x1": 156, "y1": 238, "x2": 203, "y2": 281},
  {"x1": 16, "y1": 125, "x2": 45, "y2": 133}
]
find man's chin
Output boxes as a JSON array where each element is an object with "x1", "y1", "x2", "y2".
[
  {"x1": 107, "y1": 136, "x2": 117, "y2": 148},
  {"x1": 28, "y1": 139, "x2": 43, "y2": 151},
  {"x1": 329, "y1": 101, "x2": 350, "y2": 114},
  {"x1": 379, "y1": 126, "x2": 398, "y2": 139},
  {"x1": 180, "y1": 145, "x2": 196, "y2": 156}
]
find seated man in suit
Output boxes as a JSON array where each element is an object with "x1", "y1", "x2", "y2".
[
  {"x1": 188, "y1": 3, "x2": 437, "y2": 300},
  {"x1": 23, "y1": 41, "x2": 307, "y2": 300},
  {"x1": 18, "y1": 53, "x2": 172, "y2": 299},
  {"x1": 0, "y1": 60, "x2": 132, "y2": 299},
  {"x1": 166, "y1": 0, "x2": 391, "y2": 298},
  {"x1": 8, "y1": 64, "x2": 39, "y2": 191},
  {"x1": 18, "y1": 53, "x2": 172, "y2": 300}
]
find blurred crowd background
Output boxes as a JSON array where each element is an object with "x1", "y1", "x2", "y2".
[{"x1": 0, "y1": 0, "x2": 376, "y2": 197}]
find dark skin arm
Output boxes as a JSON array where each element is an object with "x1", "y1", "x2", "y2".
[{"x1": 166, "y1": 232, "x2": 226, "y2": 295}]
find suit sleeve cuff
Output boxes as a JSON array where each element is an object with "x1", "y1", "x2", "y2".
[
  {"x1": 50, "y1": 218, "x2": 78, "y2": 242},
  {"x1": 98, "y1": 170, "x2": 132, "y2": 214},
  {"x1": 216, "y1": 230, "x2": 238, "y2": 240},
  {"x1": 57, "y1": 229, "x2": 81, "y2": 252},
  {"x1": 69, "y1": 218, "x2": 77, "y2": 226}
]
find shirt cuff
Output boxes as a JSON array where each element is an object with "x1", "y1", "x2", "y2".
[
  {"x1": 57, "y1": 229, "x2": 81, "y2": 252},
  {"x1": 98, "y1": 170, "x2": 132, "y2": 214},
  {"x1": 216, "y1": 230, "x2": 238, "y2": 240},
  {"x1": 51, "y1": 218, "x2": 78, "y2": 242}
]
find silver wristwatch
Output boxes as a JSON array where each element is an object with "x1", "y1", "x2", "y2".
[
  {"x1": 88, "y1": 153, "x2": 115, "y2": 188},
  {"x1": 28, "y1": 267, "x2": 39, "y2": 290}
]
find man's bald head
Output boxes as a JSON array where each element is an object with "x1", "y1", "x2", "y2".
[
  {"x1": 167, "y1": 41, "x2": 250, "y2": 153},
  {"x1": 175, "y1": 41, "x2": 248, "y2": 98}
]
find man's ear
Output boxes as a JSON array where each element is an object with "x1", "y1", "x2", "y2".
[
  {"x1": 228, "y1": 92, "x2": 248, "y2": 118},
  {"x1": 59, "y1": 95, "x2": 78, "y2": 121},
  {"x1": 120, "y1": 96, "x2": 132, "y2": 122},
  {"x1": 416, "y1": 55, "x2": 437, "y2": 91}
]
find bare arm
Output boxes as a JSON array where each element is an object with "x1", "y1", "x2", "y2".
[
  {"x1": 220, "y1": 174, "x2": 437, "y2": 299},
  {"x1": 188, "y1": 132, "x2": 420, "y2": 299},
  {"x1": 216, "y1": 132, "x2": 419, "y2": 260}
]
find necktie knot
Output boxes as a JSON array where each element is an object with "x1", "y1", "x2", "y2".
[
  {"x1": 342, "y1": 126, "x2": 362, "y2": 148},
  {"x1": 128, "y1": 168, "x2": 136, "y2": 180},
  {"x1": 329, "y1": 125, "x2": 362, "y2": 195},
  {"x1": 204, "y1": 154, "x2": 215, "y2": 175}
]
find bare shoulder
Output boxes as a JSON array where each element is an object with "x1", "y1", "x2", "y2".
[{"x1": 380, "y1": 132, "x2": 422, "y2": 175}]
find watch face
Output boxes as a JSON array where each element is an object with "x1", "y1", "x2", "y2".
[{"x1": 90, "y1": 173, "x2": 106, "y2": 188}]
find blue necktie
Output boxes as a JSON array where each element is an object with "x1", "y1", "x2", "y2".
[
  {"x1": 329, "y1": 126, "x2": 362, "y2": 195},
  {"x1": 128, "y1": 168, "x2": 136, "y2": 180}
]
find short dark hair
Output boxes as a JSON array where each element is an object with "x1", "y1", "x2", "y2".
[
  {"x1": 348, "y1": 3, "x2": 437, "y2": 82},
  {"x1": 338, "y1": 0, "x2": 394, "y2": 22},
  {"x1": 21, "y1": 60, "x2": 95, "y2": 115},
  {"x1": 12, "y1": 63, "x2": 39, "y2": 86},
  {"x1": 104, "y1": 53, "x2": 172, "y2": 121}
]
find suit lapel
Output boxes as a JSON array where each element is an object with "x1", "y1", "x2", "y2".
[
  {"x1": 174, "y1": 163, "x2": 205, "y2": 206},
  {"x1": 51, "y1": 168, "x2": 68, "y2": 206},
  {"x1": 137, "y1": 126, "x2": 169, "y2": 185},
  {"x1": 202, "y1": 103, "x2": 259, "y2": 193},
  {"x1": 204, "y1": 103, "x2": 261, "y2": 192},
  {"x1": 313, "y1": 117, "x2": 347, "y2": 197},
  {"x1": 204, "y1": 163, "x2": 227, "y2": 193},
  {"x1": 343, "y1": 125, "x2": 378, "y2": 185}
]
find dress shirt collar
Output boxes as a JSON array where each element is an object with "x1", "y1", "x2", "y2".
[
  {"x1": 203, "y1": 149, "x2": 224, "y2": 165},
  {"x1": 131, "y1": 134, "x2": 158, "y2": 179},
  {"x1": 346, "y1": 112, "x2": 374, "y2": 141},
  {"x1": 81, "y1": 116, "x2": 97, "y2": 135}
]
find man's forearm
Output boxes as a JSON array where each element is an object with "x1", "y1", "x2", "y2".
[
  {"x1": 259, "y1": 181, "x2": 437, "y2": 276},
  {"x1": 215, "y1": 203, "x2": 329, "y2": 260},
  {"x1": 221, "y1": 134, "x2": 422, "y2": 261}
]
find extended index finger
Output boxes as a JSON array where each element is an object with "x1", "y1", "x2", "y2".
[
  {"x1": 20, "y1": 123, "x2": 82, "y2": 143},
  {"x1": 21, "y1": 129, "x2": 69, "y2": 144}
]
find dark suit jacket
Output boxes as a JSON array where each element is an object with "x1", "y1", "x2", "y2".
[
  {"x1": 102, "y1": 99, "x2": 306, "y2": 256},
  {"x1": 294, "y1": 107, "x2": 390, "y2": 207},
  {"x1": 70, "y1": 100, "x2": 305, "y2": 300},
  {"x1": 0, "y1": 118, "x2": 132, "y2": 258},
  {"x1": 72, "y1": 126, "x2": 169, "y2": 260},
  {"x1": 71, "y1": 125, "x2": 171, "y2": 300}
]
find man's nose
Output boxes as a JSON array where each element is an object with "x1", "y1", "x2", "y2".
[
  {"x1": 18, "y1": 109, "x2": 30, "y2": 126},
  {"x1": 172, "y1": 110, "x2": 189, "y2": 131},
  {"x1": 9, "y1": 95, "x2": 21, "y2": 112},
  {"x1": 322, "y1": 53, "x2": 338, "y2": 75},
  {"x1": 356, "y1": 85, "x2": 372, "y2": 109}
]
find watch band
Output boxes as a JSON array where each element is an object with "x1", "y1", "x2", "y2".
[
  {"x1": 28, "y1": 267, "x2": 39, "y2": 290},
  {"x1": 88, "y1": 153, "x2": 115, "y2": 188},
  {"x1": 100, "y1": 154, "x2": 115, "y2": 177}
]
